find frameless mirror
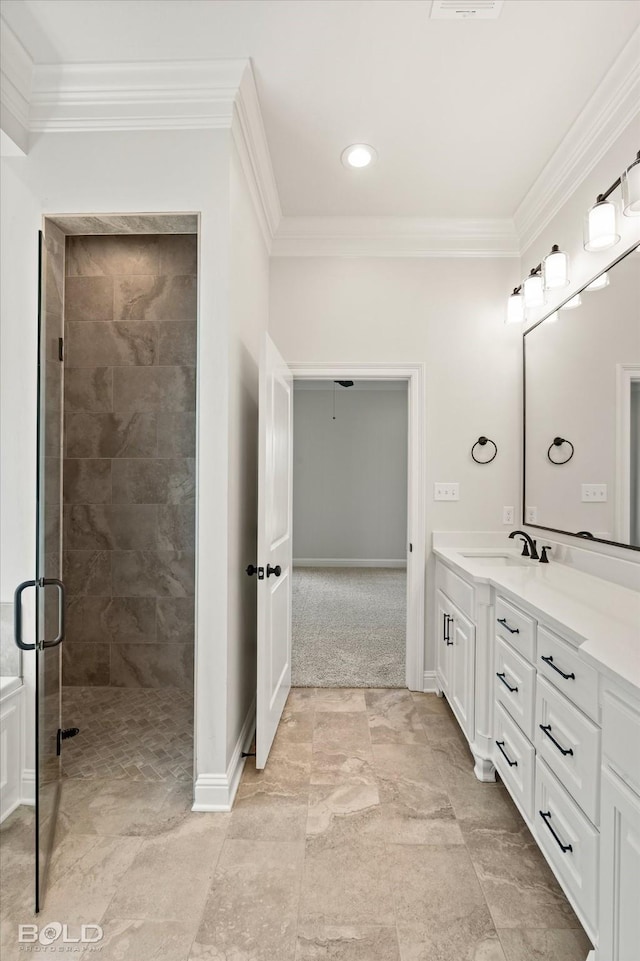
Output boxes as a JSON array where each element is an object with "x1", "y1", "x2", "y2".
[{"x1": 524, "y1": 244, "x2": 640, "y2": 551}]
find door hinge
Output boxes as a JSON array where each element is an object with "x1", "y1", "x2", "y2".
[
  {"x1": 56, "y1": 726, "x2": 79, "y2": 756},
  {"x1": 58, "y1": 337, "x2": 64, "y2": 362}
]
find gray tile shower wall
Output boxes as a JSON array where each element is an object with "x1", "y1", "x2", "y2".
[{"x1": 62, "y1": 235, "x2": 197, "y2": 689}]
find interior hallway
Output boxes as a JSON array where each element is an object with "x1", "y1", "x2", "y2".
[{"x1": 0, "y1": 688, "x2": 591, "y2": 961}]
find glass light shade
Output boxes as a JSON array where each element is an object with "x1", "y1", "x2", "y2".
[
  {"x1": 523, "y1": 271, "x2": 544, "y2": 309},
  {"x1": 341, "y1": 144, "x2": 377, "y2": 168},
  {"x1": 506, "y1": 289, "x2": 524, "y2": 324},
  {"x1": 584, "y1": 200, "x2": 620, "y2": 251},
  {"x1": 561, "y1": 294, "x2": 582, "y2": 310},
  {"x1": 543, "y1": 245, "x2": 569, "y2": 289},
  {"x1": 586, "y1": 272, "x2": 609, "y2": 291},
  {"x1": 622, "y1": 157, "x2": 640, "y2": 216}
]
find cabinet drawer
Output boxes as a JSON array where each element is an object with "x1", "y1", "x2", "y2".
[
  {"x1": 495, "y1": 595, "x2": 536, "y2": 663},
  {"x1": 537, "y1": 626, "x2": 598, "y2": 721},
  {"x1": 437, "y1": 562, "x2": 474, "y2": 620},
  {"x1": 601, "y1": 687, "x2": 640, "y2": 798},
  {"x1": 495, "y1": 635, "x2": 536, "y2": 740},
  {"x1": 535, "y1": 676, "x2": 601, "y2": 825},
  {"x1": 535, "y1": 758, "x2": 599, "y2": 942},
  {"x1": 493, "y1": 701, "x2": 535, "y2": 822}
]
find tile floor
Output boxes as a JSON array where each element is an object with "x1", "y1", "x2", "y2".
[
  {"x1": 0, "y1": 688, "x2": 593, "y2": 960},
  {"x1": 61, "y1": 686, "x2": 193, "y2": 781}
]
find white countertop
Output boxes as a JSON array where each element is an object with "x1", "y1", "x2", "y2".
[{"x1": 433, "y1": 542, "x2": 640, "y2": 699}]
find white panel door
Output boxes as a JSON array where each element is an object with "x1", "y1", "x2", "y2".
[{"x1": 256, "y1": 334, "x2": 293, "y2": 769}]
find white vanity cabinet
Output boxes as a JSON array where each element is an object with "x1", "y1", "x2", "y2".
[
  {"x1": 434, "y1": 560, "x2": 495, "y2": 780},
  {"x1": 596, "y1": 685, "x2": 640, "y2": 961}
]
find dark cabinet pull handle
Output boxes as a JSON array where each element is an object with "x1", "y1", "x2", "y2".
[
  {"x1": 41, "y1": 578, "x2": 65, "y2": 648},
  {"x1": 266, "y1": 564, "x2": 281, "y2": 578},
  {"x1": 497, "y1": 617, "x2": 519, "y2": 634},
  {"x1": 496, "y1": 740, "x2": 518, "y2": 767},
  {"x1": 443, "y1": 613, "x2": 453, "y2": 645},
  {"x1": 541, "y1": 655, "x2": 575, "y2": 681},
  {"x1": 539, "y1": 723, "x2": 573, "y2": 756},
  {"x1": 539, "y1": 810, "x2": 573, "y2": 853},
  {"x1": 14, "y1": 580, "x2": 37, "y2": 651},
  {"x1": 246, "y1": 565, "x2": 264, "y2": 580},
  {"x1": 496, "y1": 671, "x2": 518, "y2": 693}
]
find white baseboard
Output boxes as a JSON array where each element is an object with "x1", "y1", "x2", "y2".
[
  {"x1": 422, "y1": 671, "x2": 438, "y2": 693},
  {"x1": 294, "y1": 558, "x2": 407, "y2": 569},
  {"x1": 21, "y1": 768, "x2": 35, "y2": 806},
  {"x1": 192, "y1": 700, "x2": 255, "y2": 813}
]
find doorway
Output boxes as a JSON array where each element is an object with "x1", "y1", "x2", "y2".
[{"x1": 292, "y1": 379, "x2": 409, "y2": 687}]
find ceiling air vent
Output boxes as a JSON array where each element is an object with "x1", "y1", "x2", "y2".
[{"x1": 430, "y1": 0, "x2": 504, "y2": 19}]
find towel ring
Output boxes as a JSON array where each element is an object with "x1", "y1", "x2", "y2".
[
  {"x1": 471, "y1": 436, "x2": 497, "y2": 464},
  {"x1": 547, "y1": 437, "x2": 574, "y2": 465}
]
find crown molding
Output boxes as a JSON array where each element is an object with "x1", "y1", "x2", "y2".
[
  {"x1": 272, "y1": 216, "x2": 519, "y2": 257},
  {"x1": 0, "y1": 19, "x2": 32, "y2": 153},
  {"x1": 515, "y1": 27, "x2": 640, "y2": 254},
  {"x1": 231, "y1": 65, "x2": 282, "y2": 248}
]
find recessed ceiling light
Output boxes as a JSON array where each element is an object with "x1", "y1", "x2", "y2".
[{"x1": 341, "y1": 144, "x2": 377, "y2": 169}]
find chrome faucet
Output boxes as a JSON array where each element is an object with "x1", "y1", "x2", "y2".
[{"x1": 509, "y1": 530, "x2": 539, "y2": 560}]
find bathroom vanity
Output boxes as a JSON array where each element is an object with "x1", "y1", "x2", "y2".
[{"x1": 432, "y1": 534, "x2": 640, "y2": 961}]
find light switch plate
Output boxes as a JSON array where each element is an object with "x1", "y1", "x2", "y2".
[
  {"x1": 581, "y1": 484, "x2": 607, "y2": 502},
  {"x1": 434, "y1": 483, "x2": 459, "y2": 501}
]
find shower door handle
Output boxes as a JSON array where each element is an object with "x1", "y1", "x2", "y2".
[
  {"x1": 14, "y1": 579, "x2": 37, "y2": 650},
  {"x1": 41, "y1": 578, "x2": 66, "y2": 649}
]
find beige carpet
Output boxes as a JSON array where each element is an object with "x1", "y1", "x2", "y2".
[{"x1": 292, "y1": 566, "x2": 406, "y2": 687}]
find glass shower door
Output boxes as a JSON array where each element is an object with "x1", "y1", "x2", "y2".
[{"x1": 15, "y1": 227, "x2": 66, "y2": 912}]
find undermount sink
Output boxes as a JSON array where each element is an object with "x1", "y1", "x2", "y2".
[{"x1": 458, "y1": 551, "x2": 527, "y2": 567}]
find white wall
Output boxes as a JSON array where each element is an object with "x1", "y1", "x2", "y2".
[
  {"x1": 0, "y1": 128, "x2": 233, "y2": 787},
  {"x1": 269, "y1": 257, "x2": 522, "y2": 671},
  {"x1": 293, "y1": 385, "x2": 408, "y2": 563},
  {"x1": 225, "y1": 143, "x2": 269, "y2": 765}
]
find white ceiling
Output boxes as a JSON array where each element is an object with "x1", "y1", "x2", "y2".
[{"x1": 2, "y1": 0, "x2": 639, "y2": 219}]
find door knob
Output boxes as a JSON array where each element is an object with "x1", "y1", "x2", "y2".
[
  {"x1": 246, "y1": 565, "x2": 264, "y2": 580},
  {"x1": 266, "y1": 564, "x2": 281, "y2": 578}
]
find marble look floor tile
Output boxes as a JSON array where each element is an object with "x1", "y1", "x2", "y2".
[
  {"x1": 376, "y1": 767, "x2": 462, "y2": 845},
  {"x1": 461, "y1": 821, "x2": 582, "y2": 929},
  {"x1": 371, "y1": 743, "x2": 442, "y2": 782},
  {"x1": 64, "y1": 367, "x2": 113, "y2": 412},
  {"x1": 306, "y1": 782, "x2": 381, "y2": 841},
  {"x1": 63, "y1": 458, "x2": 112, "y2": 504},
  {"x1": 65, "y1": 276, "x2": 114, "y2": 322},
  {"x1": 156, "y1": 596, "x2": 195, "y2": 642},
  {"x1": 314, "y1": 689, "x2": 367, "y2": 712},
  {"x1": 432, "y1": 742, "x2": 522, "y2": 826},
  {"x1": 242, "y1": 741, "x2": 313, "y2": 787},
  {"x1": 110, "y1": 642, "x2": 194, "y2": 689},
  {"x1": 65, "y1": 412, "x2": 158, "y2": 459},
  {"x1": 497, "y1": 928, "x2": 593, "y2": 961},
  {"x1": 105, "y1": 814, "x2": 227, "y2": 923},
  {"x1": 192, "y1": 839, "x2": 304, "y2": 961},
  {"x1": 158, "y1": 235, "x2": 197, "y2": 276},
  {"x1": 286, "y1": 687, "x2": 318, "y2": 710},
  {"x1": 87, "y1": 918, "x2": 199, "y2": 961},
  {"x1": 275, "y1": 709, "x2": 315, "y2": 744},
  {"x1": 310, "y1": 744, "x2": 376, "y2": 785},
  {"x1": 228, "y1": 776, "x2": 310, "y2": 842},
  {"x1": 365, "y1": 689, "x2": 427, "y2": 744},
  {"x1": 398, "y1": 921, "x2": 507, "y2": 961},
  {"x1": 58, "y1": 778, "x2": 176, "y2": 836},
  {"x1": 421, "y1": 711, "x2": 470, "y2": 746},
  {"x1": 157, "y1": 411, "x2": 196, "y2": 456},
  {"x1": 112, "y1": 366, "x2": 196, "y2": 413},
  {"x1": 111, "y1": 550, "x2": 195, "y2": 597},
  {"x1": 299, "y1": 837, "x2": 394, "y2": 926},
  {"x1": 37, "y1": 836, "x2": 142, "y2": 926},
  {"x1": 313, "y1": 711, "x2": 372, "y2": 751},
  {"x1": 410, "y1": 691, "x2": 451, "y2": 715},
  {"x1": 62, "y1": 641, "x2": 111, "y2": 685},
  {"x1": 114, "y1": 275, "x2": 197, "y2": 321},
  {"x1": 296, "y1": 923, "x2": 401, "y2": 960},
  {"x1": 66, "y1": 321, "x2": 158, "y2": 367},
  {"x1": 67, "y1": 235, "x2": 161, "y2": 277},
  {"x1": 0, "y1": 808, "x2": 37, "y2": 921}
]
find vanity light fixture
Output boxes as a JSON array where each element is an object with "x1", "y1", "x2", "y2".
[
  {"x1": 586, "y1": 272, "x2": 609, "y2": 291},
  {"x1": 506, "y1": 287, "x2": 525, "y2": 324},
  {"x1": 583, "y1": 149, "x2": 640, "y2": 251},
  {"x1": 523, "y1": 267, "x2": 545, "y2": 309},
  {"x1": 341, "y1": 144, "x2": 377, "y2": 168},
  {"x1": 561, "y1": 293, "x2": 582, "y2": 310},
  {"x1": 622, "y1": 151, "x2": 640, "y2": 216},
  {"x1": 584, "y1": 198, "x2": 620, "y2": 252},
  {"x1": 543, "y1": 245, "x2": 569, "y2": 289}
]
